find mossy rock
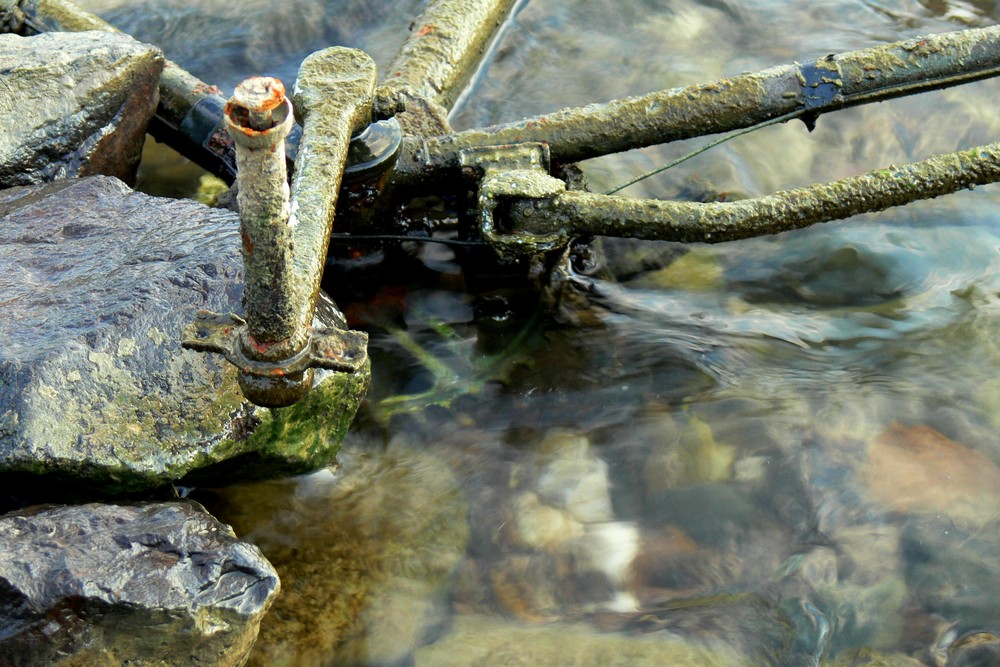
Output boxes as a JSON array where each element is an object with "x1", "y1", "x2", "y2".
[{"x1": 0, "y1": 177, "x2": 369, "y2": 499}]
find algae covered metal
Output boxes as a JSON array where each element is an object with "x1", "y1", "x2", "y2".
[
  {"x1": 10, "y1": 0, "x2": 1000, "y2": 410},
  {"x1": 505, "y1": 143, "x2": 1000, "y2": 243},
  {"x1": 415, "y1": 24, "x2": 1000, "y2": 166},
  {"x1": 183, "y1": 52, "x2": 376, "y2": 408}
]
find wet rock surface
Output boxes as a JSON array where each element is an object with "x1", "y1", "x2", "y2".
[
  {"x1": 0, "y1": 501, "x2": 279, "y2": 667},
  {"x1": 0, "y1": 176, "x2": 368, "y2": 498},
  {"x1": 0, "y1": 31, "x2": 163, "y2": 187}
]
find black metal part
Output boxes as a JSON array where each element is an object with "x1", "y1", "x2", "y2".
[
  {"x1": 343, "y1": 118, "x2": 403, "y2": 184},
  {"x1": 152, "y1": 98, "x2": 397, "y2": 186}
]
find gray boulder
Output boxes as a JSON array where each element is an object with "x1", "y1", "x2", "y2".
[
  {"x1": 0, "y1": 501, "x2": 279, "y2": 666},
  {"x1": 0, "y1": 30, "x2": 163, "y2": 187},
  {"x1": 0, "y1": 176, "x2": 369, "y2": 497}
]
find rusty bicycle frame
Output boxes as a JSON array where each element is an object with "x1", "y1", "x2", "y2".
[{"x1": 7, "y1": 0, "x2": 1000, "y2": 406}]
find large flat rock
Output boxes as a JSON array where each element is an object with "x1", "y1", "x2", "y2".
[
  {"x1": 0, "y1": 31, "x2": 163, "y2": 187},
  {"x1": 0, "y1": 176, "x2": 369, "y2": 498},
  {"x1": 0, "y1": 501, "x2": 279, "y2": 666}
]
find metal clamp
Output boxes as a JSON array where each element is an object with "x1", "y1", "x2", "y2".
[
  {"x1": 183, "y1": 311, "x2": 367, "y2": 377},
  {"x1": 460, "y1": 143, "x2": 568, "y2": 258}
]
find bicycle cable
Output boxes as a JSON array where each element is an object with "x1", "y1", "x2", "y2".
[
  {"x1": 604, "y1": 108, "x2": 805, "y2": 195},
  {"x1": 328, "y1": 233, "x2": 489, "y2": 247}
]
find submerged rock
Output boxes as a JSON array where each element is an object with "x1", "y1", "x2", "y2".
[
  {"x1": 414, "y1": 614, "x2": 749, "y2": 667},
  {"x1": 902, "y1": 516, "x2": 1000, "y2": 634},
  {"x1": 0, "y1": 31, "x2": 163, "y2": 187},
  {"x1": 0, "y1": 501, "x2": 279, "y2": 667},
  {"x1": 202, "y1": 443, "x2": 469, "y2": 667},
  {"x1": 861, "y1": 423, "x2": 1000, "y2": 526},
  {"x1": 0, "y1": 176, "x2": 369, "y2": 497}
]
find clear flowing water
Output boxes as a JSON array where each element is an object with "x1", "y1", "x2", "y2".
[{"x1": 83, "y1": 0, "x2": 1000, "y2": 664}]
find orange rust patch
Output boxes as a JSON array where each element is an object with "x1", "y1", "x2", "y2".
[
  {"x1": 240, "y1": 77, "x2": 286, "y2": 112},
  {"x1": 193, "y1": 82, "x2": 223, "y2": 96},
  {"x1": 417, "y1": 24, "x2": 436, "y2": 36},
  {"x1": 246, "y1": 335, "x2": 271, "y2": 355}
]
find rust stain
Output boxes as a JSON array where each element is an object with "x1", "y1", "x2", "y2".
[
  {"x1": 225, "y1": 77, "x2": 288, "y2": 133},
  {"x1": 322, "y1": 346, "x2": 345, "y2": 361},
  {"x1": 246, "y1": 335, "x2": 270, "y2": 355},
  {"x1": 245, "y1": 334, "x2": 295, "y2": 359},
  {"x1": 240, "y1": 77, "x2": 286, "y2": 112},
  {"x1": 193, "y1": 82, "x2": 222, "y2": 96}
]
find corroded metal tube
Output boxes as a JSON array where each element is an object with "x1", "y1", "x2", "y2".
[
  {"x1": 183, "y1": 62, "x2": 373, "y2": 408},
  {"x1": 507, "y1": 143, "x2": 1000, "y2": 243},
  {"x1": 288, "y1": 47, "x2": 378, "y2": 332},
  {"x1": 421, "y1": 24, "x2": 1000, "y2": 166},
  {"x1": 225, "y1": 78, "x2": 296, "y2": 356},
  {"x1": 222, "y1": 77, "x2": 316, "y2": 405},
  {"x1": 383, "y1": 0, "x2": 518, "y2": 112}
]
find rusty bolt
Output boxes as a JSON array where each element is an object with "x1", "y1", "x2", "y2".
[
  {"x1": 373, "y1": 86, "x2": 407, "y2": 121},
  {"x1": 225, "y1": 77, "x2": 290, "y2": 132}
]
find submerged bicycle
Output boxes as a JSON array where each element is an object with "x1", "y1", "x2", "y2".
[{"x1": 5, "y1": 0, "x2": 1000, "y2": 406}]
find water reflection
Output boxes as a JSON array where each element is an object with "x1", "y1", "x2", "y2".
[{"x1": 78, "y1": 0, "x2": 1000, "y2": 663}]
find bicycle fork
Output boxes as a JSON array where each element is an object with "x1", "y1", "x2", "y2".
[{"x1": 182, "y1": 49, "x2": 374, "y2": 408}]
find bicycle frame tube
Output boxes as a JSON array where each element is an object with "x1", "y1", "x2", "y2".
[
  {"x1": 419, "y1": 24, "x2": 1000, "y2": 167},
  {"x1": 382, "y1": 0, "x2": 518, "y2": 114},
  {"x1": 506, "y1": 142, "x2": 1000, "y2": 243}
]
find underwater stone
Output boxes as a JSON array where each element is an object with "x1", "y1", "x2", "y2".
[
  {"x1": 414, "y1": 614, "x2": 748, "y2": 667},
  {"x1": 0, "y1": 501, "x2": 279, "y2": 667},
  {"x1": 0, "y1": 31, "x2": 163, "y2": 187},
  {"x1": 510, "y1": 491, "x2": 583, "y2": 552},
  {"x1": 861, "y1": 423, "x2": 1000, "y2": 528},
  {"x1": 0, "y1": 176, "x2": 369, "y2": 498},
  {"x1": 204, "y1": 443, "x2": 469, "y2": 667},
  {"x1": 533, "y1": 429, "x2": 614, "y2": 524},
  {"x1": 902, "y1": 516, "x2": 1000, "y2": 633}
]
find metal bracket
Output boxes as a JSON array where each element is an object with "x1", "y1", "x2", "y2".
[
  {"x1": 183, "y1": 311, "x2": 368, "y2": 376},
  {"x1": 180, "y1": 50, "x2": 379, "y2": 408},
  {"x1": 460, "y1": 143, "x2": 568, "y2": 259}
]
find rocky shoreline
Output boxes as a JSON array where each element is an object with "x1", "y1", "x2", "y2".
[{"x1": 0, "y1": 30, "x2": 368, "y2": 663}]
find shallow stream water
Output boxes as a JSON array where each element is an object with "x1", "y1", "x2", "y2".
[{"x1": 81, "y1": 0, "x2": 1000, "y2": 664}]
